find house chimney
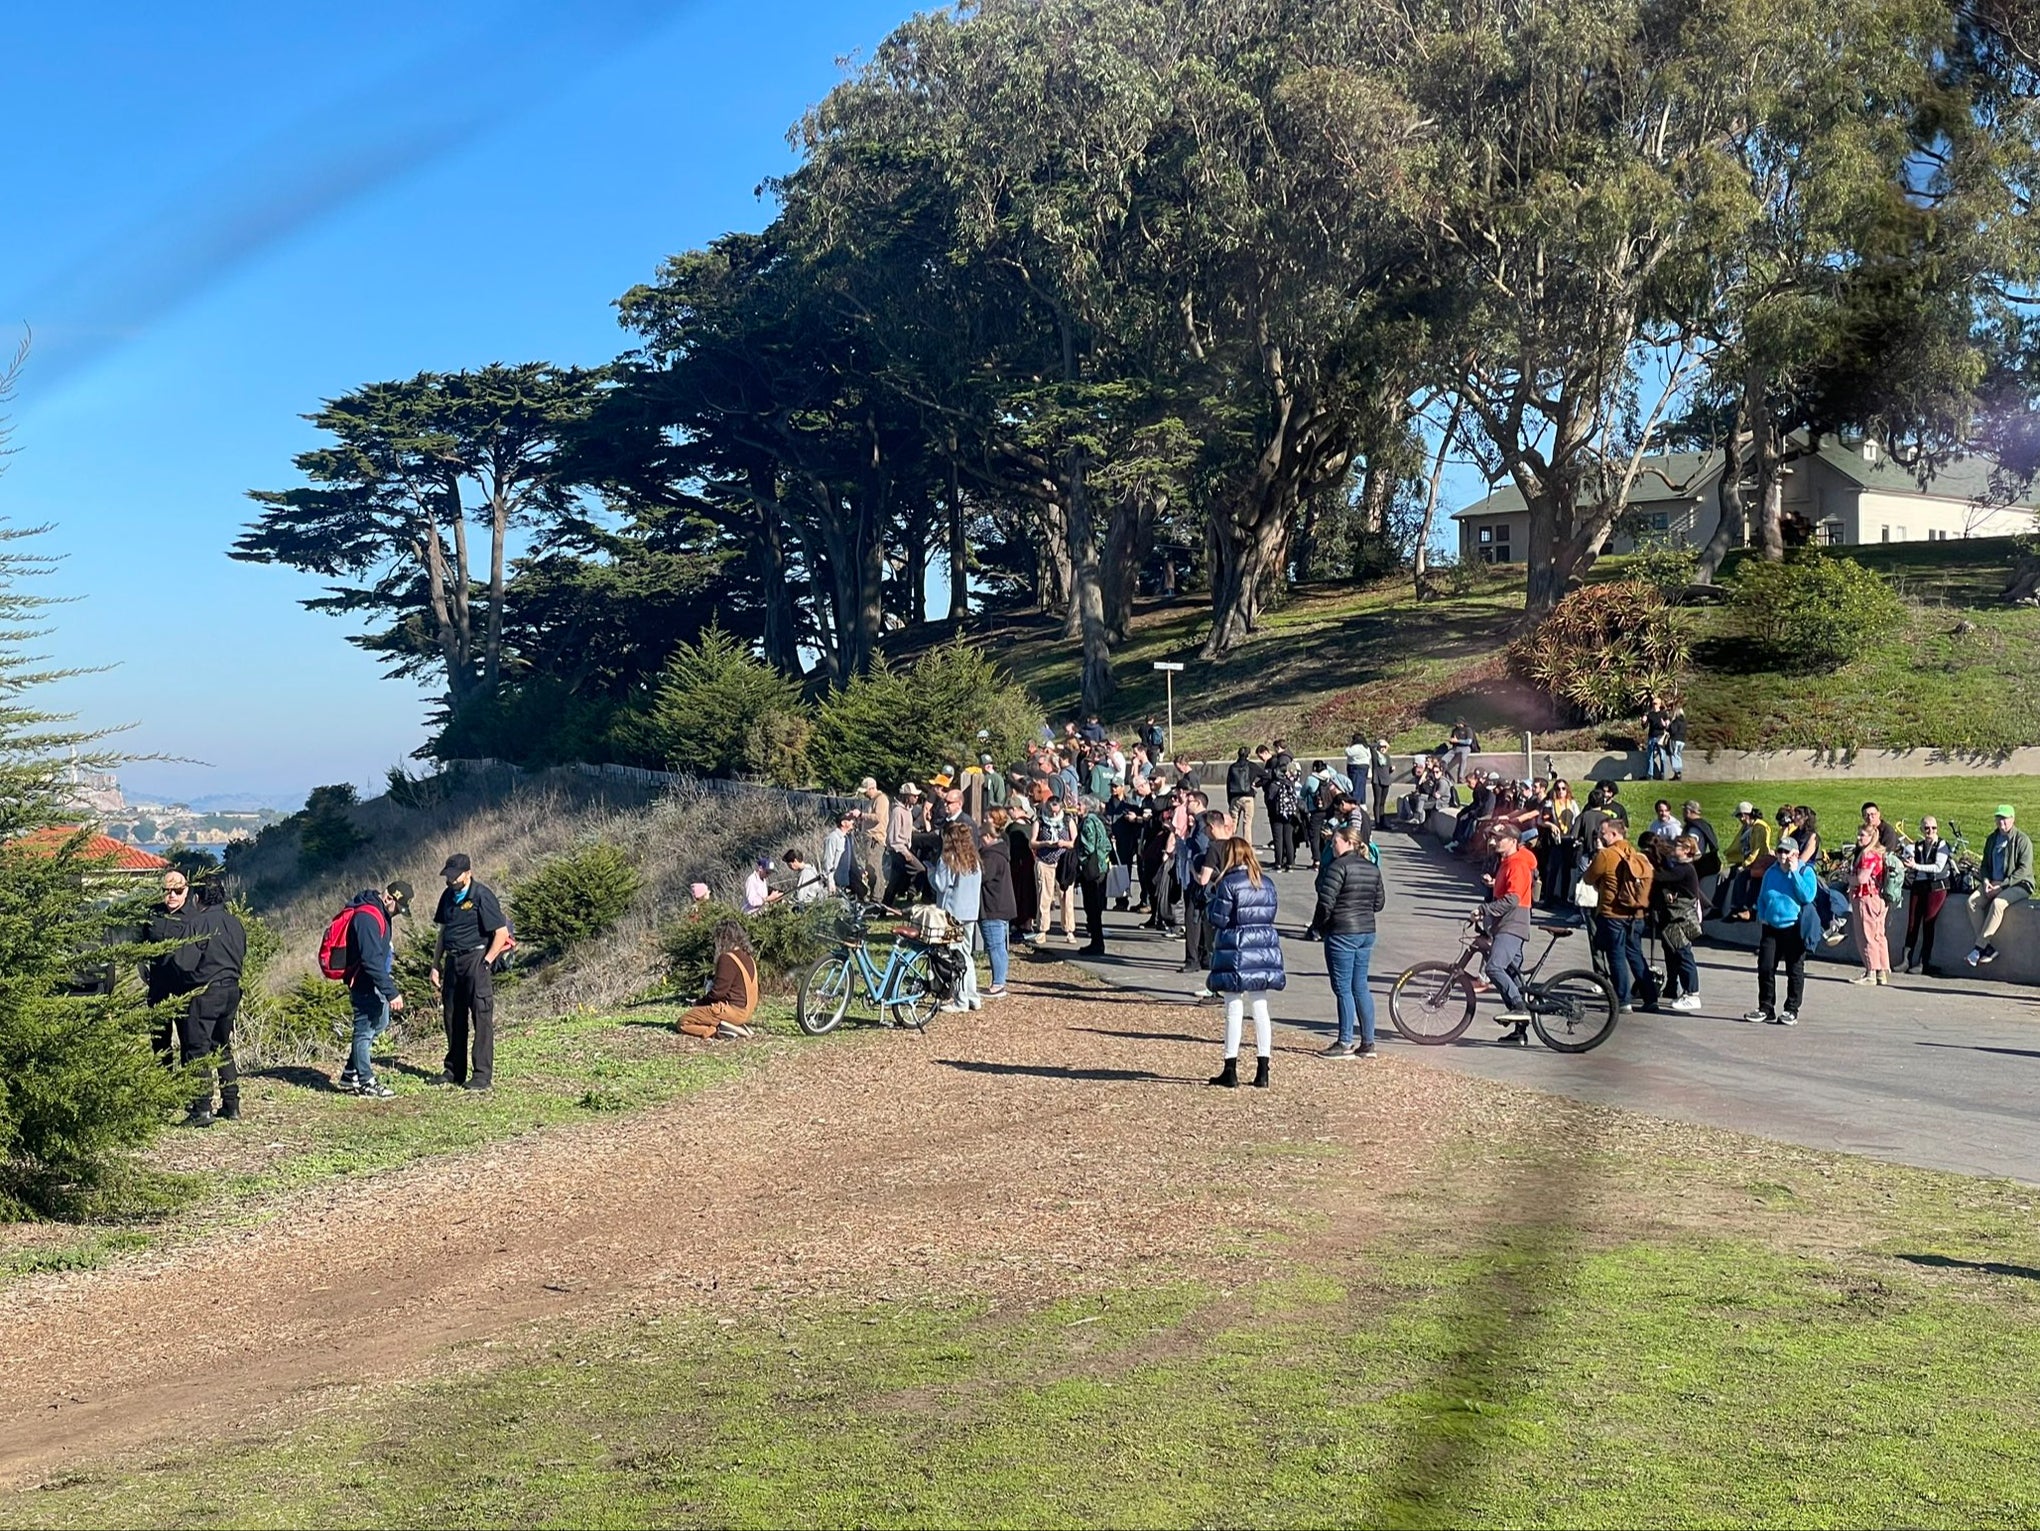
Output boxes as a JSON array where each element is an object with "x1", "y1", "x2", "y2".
[{"x1": 1862, "y1": 439, "x2": 1880, "y2": 465}]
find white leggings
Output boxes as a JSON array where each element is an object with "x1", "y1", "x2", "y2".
[{"x1": 1223, "y1": 991, "x2": 1273, "y2": 1060}]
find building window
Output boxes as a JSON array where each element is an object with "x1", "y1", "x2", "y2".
[
  {"x1": 1646, "y1": 512, "x2": 1670, "y2": 533},
  {"x1": 1895, "y1": 525, "x2": 1906, "y2": 541},
  {"x1": 1478, "y1": 526, "x2": 1493, "y2": 544},
  {"x1": 1822, "y1": 521, "x2": 1845, "y2": 546},
  {"x1": 1477, "y1": 525, "x2": 1511, "y2": 564}
]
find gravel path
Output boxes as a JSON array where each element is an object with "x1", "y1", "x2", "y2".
[{"x1": 0, "y1": 969, "x2": 1528, "y2": 1487}]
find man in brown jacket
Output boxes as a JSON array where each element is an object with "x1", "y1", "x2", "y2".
[{"x1": 1583, "y1": 816, "x2": 1658, "y2": 1012}]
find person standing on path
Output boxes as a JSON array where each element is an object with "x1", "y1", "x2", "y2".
[
  {"x1": 1226, "y1": 747, "x2": 1261, "y2": 848},
  {"x1": 430, "y1": 854, "x2": 511, "y2": 1092},
  {"x1": 857, "y1": 778, "x2": 891, "y2": 897},
  {"x1": 1313, "y1": 820, "x2": 1386, "y2": 1057},
  {"x1": 930, "y1": 821, "x2": 984, "y2": 1011},
  {"x1": 1204, "y1": 837, "x2": 1285, "y2": 1089},
  {"x1": 1900, "y1": 817, "x2": 1952, "y2": 975},
  {"x1": 1746, "y1": 838, "x2": 1817, "y2": 1025},
  {"x1": 1482, "y1": 824, "x2": 1541, "y2": 1042},
  {"x1": 677, "y1": 922, "x2": 760, "y2": 1039},
  {"x1": 1537, "y1": 781, "x2": 1580, "y2": 911},
  {"x1": 174, "y1": 882, "x2": 248, "y2": 1127},
  {"x1": 1031, "y1": 796, "x2": 1077, "y2": 944},
  {"x1": 1847, "y1": 825, "x2": 1895, "y2": 986},
  {"x1": 337, "y1": 882, "x2": 411, "y2": 1097},
  {"x1": 1582, "y1": 817, "x2": 1657, "y2": 1013},
  {"x1": 1368, "y1": 739, "x2": 1395, "y2": 826},
  {"x1": 1183, "y1": 805, "x2": 1230, "y2": 993},
  {"x1": 977, "y1": 813, "x2": 1017, "y2": 998},
  {"x1": 1072, "y1": 796, "x2": 1113, "y2": 957},
  {"x1": 822, "y1": 807, "x2": 862, "y2": 898},
  {"x1": 141, "y1": 871, "x2": 200, "y2": 1066},
  {"x1": 1965, "y1": 805, "x2": 2033, "y2": 967},
  {"x1": 1653, "y1": 836, "x2": 1705, "y2": 1013}
]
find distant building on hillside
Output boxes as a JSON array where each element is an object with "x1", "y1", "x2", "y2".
[
  {"x1": 1452, "y1": 438, "x2": 2040, "y2": 564},
  {"x1": 13, "y1": 826, "x2": 170, "y2": 876}
]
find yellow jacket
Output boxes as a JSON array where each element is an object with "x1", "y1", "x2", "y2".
[{"x1": 1728, "y1": 816, "x2": 1774, "y2": 870}]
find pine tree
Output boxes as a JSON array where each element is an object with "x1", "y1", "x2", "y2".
[{"x1": 0, "y1": 349, "x2": 185, "y2": 1215}]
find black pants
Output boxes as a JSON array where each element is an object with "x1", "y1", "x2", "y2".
[
  {"x1": 1371, "y1": 782, "x2": 1389, "y2": 823},
  {"x1": 178, "y1": 982, "x2": 240, "y2": 1112},
  {"x1": 1137, "y1": 852, "x2": 1163, "y2": 916},
  {"x1": 443, "y1": 948, "x2": 496, "y2": 1087},
  {"x1": 1080, "y1": 874, "x2": 1107, "y2": 950},
  {"x1": 1271, "y1": 818, "x2": 1298, "y2": 872},
  {"x1": 1757, "y1": 924, "x2": 1807, "y2": 1018}
]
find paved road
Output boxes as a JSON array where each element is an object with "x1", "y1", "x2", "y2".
[{"x1": 1063, "y1": 831, "x2": 2040, "y2": 1183}]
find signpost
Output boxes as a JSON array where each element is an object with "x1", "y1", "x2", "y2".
[{"x1": 1152, "y1": 661, "x2": 1185, "y2": 760}]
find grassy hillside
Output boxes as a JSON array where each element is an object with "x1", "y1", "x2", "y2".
[{"x1": 946, "y1": 539, "x2": 2040, "y2": 757}]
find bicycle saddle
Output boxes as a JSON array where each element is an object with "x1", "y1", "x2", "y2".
[{"x1": 1534, "y1": 923, "x2": 1577, "y2": 937}]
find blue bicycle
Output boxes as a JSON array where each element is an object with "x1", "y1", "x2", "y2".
[{"x1": 796, "y1": 901, "x2": 942, "y2": 1034}]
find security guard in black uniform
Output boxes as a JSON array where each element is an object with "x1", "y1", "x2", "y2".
[{"x1": 430, "y1": 853, "x2": 510, "y2": 1092}]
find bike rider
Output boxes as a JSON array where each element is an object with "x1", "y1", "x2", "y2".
[{"x1": 1481, "y1": 823, "x2": 1540, "y2": 1045}]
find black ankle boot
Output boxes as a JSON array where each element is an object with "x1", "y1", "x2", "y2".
[
  {"x1": 1251, "y1": 1057, "x2": 1271, "y2": 1089},
  {"x1": 217, "y1": 1096, "x2": 241, "y2": 1122},
  {"x1": 1208, "y1": 1057, "x2": 1238, "y2": 1088}
]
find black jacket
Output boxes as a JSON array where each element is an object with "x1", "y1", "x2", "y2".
[
  {"x1": 179, "y1": 903, "x2": 248, "y2": 992},
  {"x1": 1226, "y1": 758, "x2": 1259, "y2": 799},
  {"x1": 1312, "y1": 851, "x2": 1386, "y2": 936},
  {"x1": 141, "y1": 901, "x2": 200, "y2": 1003},
  {"x1": 979, "y1": 838, "x2": 1019, "y2": 924},
  {"x1": 345, "y1": 891, "x2": 400, "y2": 1000}
]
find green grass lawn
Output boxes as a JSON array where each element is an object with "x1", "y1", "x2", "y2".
[
  {"x1": 0, "y1": 999, "x2": 799, "y2": 1285},
  {"x1": 951, "y1": 541, "x2": 2040, "y2": 759},
  {"x1": 15, "y1": 1123, "x2": 2039, "y2": 1529},
  {"x1": 1639, "y1": 777, "x2": 2040, "y2": 855}
]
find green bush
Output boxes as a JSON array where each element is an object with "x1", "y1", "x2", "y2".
[
  {"x1": 1730, "y1": 551, "x2": 1906, "y2": 670},
  {"x1": 660, "y1": 900, "x2": 833, "y2": 996},
  {"x1": 639, "y1": 624, "x2": 808, "y2": 782},
  {"x1": 257, "y1": 974, "x2": 356, "y2": 1063},
  {"x1": 1621, "y1": 536, "x2": 1697, "y2": 600},
  {"x1": 297, "y1": 784, "x2": 368, "y2": 873},
  {"x1": 1510, "y1": 581, "x2": 1689, "y2": 723},
  {"x1": 511, "y1": 842, "x2": 641, "y2": 959},
  {"x1": 810, "y1": 641, "x2": 1041, "y2": 791}
]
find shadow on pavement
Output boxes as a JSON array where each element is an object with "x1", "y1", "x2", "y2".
[{"x1": 1915, "y1": 1042, "x2": 2040, "y2": 1061}]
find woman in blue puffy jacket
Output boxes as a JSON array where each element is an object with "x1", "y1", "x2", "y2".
[{"x1": 1204, "y1": 837, "x2": 1287, "y2": 1088}]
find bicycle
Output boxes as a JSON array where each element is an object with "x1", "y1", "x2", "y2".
[
  {"x1": 796, "y1": 900, "x2": 944, "y2": 1035},
  {"x1": 1389, "y1": 917, "x2": 1619, "y2": 1053}
]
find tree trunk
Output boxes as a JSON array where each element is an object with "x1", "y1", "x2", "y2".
[
  {"x1": 1411, "y1": 402, "x2": 1462, "y2": 587},
  {"x1": 1204, "y1": 478, "x2": 1295, "y2": 657},
  {"x1": 1694, "y1": 417, "x2": 1748, "y2": 583},
  {"x1": 945, "y1": 453, "x2": 969, "y2": 624},
  {"x1": 1062, "y1": 448, "x2": 1115, "y2": 715},
  {"x1": 485, "y1": 492, "x2": 508, "y2": 691},
  {"x1": 1103, "y1": 490, "x2": 1157, "y2": 642},
  {"x1": 1753, "y1": 417, "x2": 1786, "y2": 561},
  {"x1": 748, "y1": 467, "x2": 801, "y2": 674}
]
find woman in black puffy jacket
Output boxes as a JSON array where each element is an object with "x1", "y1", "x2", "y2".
[{"x1": 1204, "y1": 837, "x2": 1287, "y2": 1089}]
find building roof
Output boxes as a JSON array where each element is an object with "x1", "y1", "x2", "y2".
[
  {"x1": 1451, "y1": 440, "x2": 2040, "y2": 520},
  {"x1": 12, "y1": 826, "x2": 171, "y2": 872}
]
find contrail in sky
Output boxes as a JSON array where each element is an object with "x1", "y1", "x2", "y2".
[{"x1": 8, "y1": 0, "x2": 697, "y2": 400}]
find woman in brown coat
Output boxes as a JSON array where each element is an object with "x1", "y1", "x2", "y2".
[{"x1": 678, "y1": 921, "x2": 760, "y2": 1040}]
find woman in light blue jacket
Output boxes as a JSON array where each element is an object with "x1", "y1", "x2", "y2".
[{"x1": 929, "y1": 821, "x2": 984, "y2": 1011}]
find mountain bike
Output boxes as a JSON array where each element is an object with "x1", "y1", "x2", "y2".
[
  {"x1": 796, "y1": 901, "x2": 943, "y2": 1035},
  {"x1": 1389, "y1": 917, "x2": 1619, "y2": 1053}
]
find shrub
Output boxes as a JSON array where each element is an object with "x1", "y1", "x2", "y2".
[
  {"x1": 1621, "y1": 536, "x2": 1697, "y2": 600},
  {"x1": 1729, "y1": 550, "x2": 1906, "y2": 670},
  {"x1": 640, "y1": 624, "x2": 808, "y2": 781},
  {"x1": 297, "y1": 784, "x2": 367, "y2": 873},
  {"x1": 810, "y1": 641, "x2": 1041, "y2": 791},
  {"x1": 660, "y1": 900, "x2": 833, "y2": 996},
  {"x1": 1510, "y1": 581, "x2": 1689, "y2": 723},
  {"x1": 511, "y1": 842, "x2": 641, "y2": 959},
  {"x1": 256, "y1": 974, "x2": 355, "y2": 1063}
]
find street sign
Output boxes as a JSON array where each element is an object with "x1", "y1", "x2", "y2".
[{"x1": 1151, "y1": 663, "x2": 1185, "y2": 756}]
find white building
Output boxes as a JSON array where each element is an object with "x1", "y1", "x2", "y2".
[{"x1": 1452, "y1": 439, "x2": 2039, "y2": 564}]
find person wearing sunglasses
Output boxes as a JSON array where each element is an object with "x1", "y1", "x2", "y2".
[{"x1": 1900, "y1": 817, "x2": 1952, "y2": 975}]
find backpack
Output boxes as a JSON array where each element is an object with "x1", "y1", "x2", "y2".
[
  {"x1": 317, "y1": 900, "x2": 384, "y2": 982},
  {"x1": 1611, "y1": 846, "x2": 1650, "y2": 910}
]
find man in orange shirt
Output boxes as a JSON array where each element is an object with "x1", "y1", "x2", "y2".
[{"x1": 1484, "y1": 823, "x2": 1541, "y2": 1043}]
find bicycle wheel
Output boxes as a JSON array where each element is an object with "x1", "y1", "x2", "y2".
[
  {"x1": 797, "y1": 952, "x2": 859, "y2": 1036},
  {"x1": 1389, "y1": 962, "x2": 1477, "y2": 1044},
  {"x1": 887, "y1": 948, "x2": 941, "y2": 1031},
  {"x1": 1529, "y1": 969, "x2": 1619, "y2": 1053}
]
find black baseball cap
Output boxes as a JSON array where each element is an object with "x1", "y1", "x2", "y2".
[
  {"x1": 385, "y1": 880, "x2": 414, "y2": 915},
  {"x1": 440, "y1": 853, "x2": 472, "y2": 877}
]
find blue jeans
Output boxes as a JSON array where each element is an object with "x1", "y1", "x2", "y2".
[
  {"x1": 348, "y1": 988, "x2": 392, "y2": 1082},
  {"x1": 1486, "y1": 930, "x2": 1528, "y2": 1010},
  {"x1": 1324, "y1": 931, "x2": 1377, "y2": 1046},
  {"x1": 980, "y1": 919, "x2": 1010, "y2": 989},
  {"x1": 1594, "y1": 915, "x2": 1654, "y2": 1007}
]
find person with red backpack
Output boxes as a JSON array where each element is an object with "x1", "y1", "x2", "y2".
[{"x1": 323, "y1": 881, "x2": 412, "y2": 1097}]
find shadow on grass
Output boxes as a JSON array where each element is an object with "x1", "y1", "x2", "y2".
[
  {"x1": 1894, "y1": 1252, "x2": 2040, "y2": 1283},
  {"x1": 251, "y1": 1064, "x2": 351, "y2": 1094}
]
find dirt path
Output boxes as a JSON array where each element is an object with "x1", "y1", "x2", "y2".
[{"x1": 2, "y1": 971, "x2": 1555, "y2": 1486}]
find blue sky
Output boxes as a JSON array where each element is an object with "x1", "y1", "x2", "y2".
[{"x1": 2, "y1": 0, "x2": 918, "y2": 806}]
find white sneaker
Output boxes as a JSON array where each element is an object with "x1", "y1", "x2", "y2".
[
  {"x1": 1739, "y1": 1009, "x2": 1769, "y2": 1023},
  {"x1": 1193, "y1": 985, "x2": 1216, "y2": 999},
  {"x1": 1849, "y1": 972, "x2": 1878, "y2": 985},
  {"x1": 1771, "y1": 1010, "x2": 1798, "y2": 1026},
  {"x1": 1669, "y1": 994, "x2": 1702, "y2": 1012}
]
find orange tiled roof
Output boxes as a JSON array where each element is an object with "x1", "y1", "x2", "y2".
[{"x1": 13, "y1": 826, "x2": 171, "y2": 872}]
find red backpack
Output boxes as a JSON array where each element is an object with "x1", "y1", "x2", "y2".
[{"x1": 317, "y1": 900, "x2": 385, "y2": 982}]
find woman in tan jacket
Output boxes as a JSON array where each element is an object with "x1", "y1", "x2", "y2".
[{"x1": 678, "y1": 921, "x2": 760, "y2": 1040}]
